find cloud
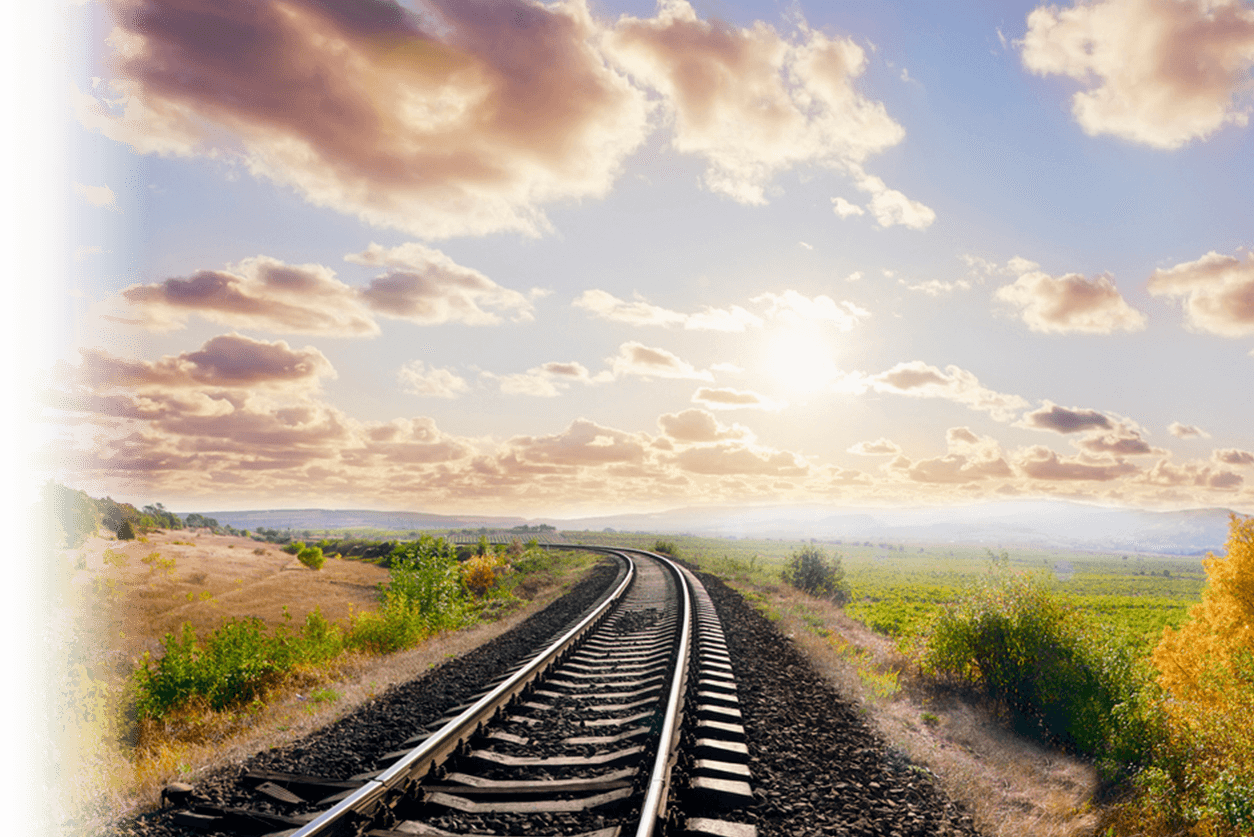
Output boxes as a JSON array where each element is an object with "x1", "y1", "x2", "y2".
[
  {"x1": 74, "y1": 182, "x2": 118, "y2": 209},
  {"x1": 607, "y1": 342, "x2": 712, "y2": 380},
  {"x1": 832, "y1": 196, "x2": 865, "y2": 218},
  {"x1": 79, "y1": 0, "x2": 652, "y2": 238},
  {"x1": 1019, "y1": 402, "x2": 1113, "y2": 434},
  {"x1": 508, "y1": 419, "x2": 648, "y2": 467},
  {"x1": 573, "y1": 289, "x2": 762, "y2": 331},
  {"x1": 848, "y1": 438, "x2": 901, "y2": 456},
  {"x1": 606, "y1": 0, "x2": 905, "y2": 204},
  {"x1": 853, "y1": 169, "x2": 936, "y2": 229},
  {"x1": 486, "y1": 361, "x2": 601, "y2": 397},
  {"x1": 121, "y1": 248, "x2": 533, "y2": 334},
  {"x1": 868, "y1": 361, "x2": 1030, "y2": 420},
  {"x1": 71, "y1": 333, "x2": 333, "y2": 391},
  {"x1": 1215, "y1": 448, "x2": 1254, "y2": 466},
  {"x1": 905, "y1": 453, "x2": 1014, "y2": 484},
  {"x1": 1076, "y1": 427, "x2": 1160, "y2": 456},
  {"x1": 905, "y1": 279, "x2": 972, "y2": 297},
  {"x1": 691, "y1": 387, "x2": 785, "y2": 411},
  {"x1": 1147, "y1": 249, "x2": 1254, "y2": 337},
  {"x1": 349, "y1": 243, "x2": 535, "y2": 325},
  {"x1": 670, "y1": 443, "x2": 808, "y2": 476},
  {"x1": 1169, "y1": 421, "x2": 1210, "y2": 439},
  {"x1": 122, "y1": 256, "x2": 379, "y2": 335},
  {"x1": 397, "y1": 361, "x2": 470, "y2": 399},
  {"x1": 1144, "y1": 457, "x2": 1244, "y2": 490},
  {"x1": 1020, "y1": 0, "x2": 1254, "y2": 148},
  {"x1": 996, "y1": 269, "x2": 1146, "y2": 334},
  {"x1": 1016, "y1": 446, "x2": 1140, "y2": 481},
  {"x1": 658, "y1": 408, "x2": 750, "y2": 443},
  {"x1": 754, "y1": 290, "x2": 869, "y2": 329}
]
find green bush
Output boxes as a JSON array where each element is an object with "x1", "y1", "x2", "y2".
[
  {"x1": 920, "y1": 564, "x2": 1161, "y2": 777},
  {"x1": 131, "y1": 610, "x2": 343, "y2": 720},
  {"x1": 653, "y1": 540, "x2": 679, "y2": 557},
  {"x1": 117, "y1": 520, "x2": 137, "y2": 540},
  {"x1": 282, "y1": 541, "x2": 305, "y2": 555},
  {"x1": 297, "y1": 546, "x2": 325, "y2": 570},
  {"x1": 347, "y1": 535, "x2": 471, "y2": 654},
  {"x1": 782, "y1": 546, "x2": 851, "y2": 604}
]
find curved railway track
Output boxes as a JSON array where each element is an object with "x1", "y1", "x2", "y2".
[{"x1": 173, "y1": 549, "x2": 754, "y2": 837}]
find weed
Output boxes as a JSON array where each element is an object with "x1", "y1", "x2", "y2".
[{"x1": 103, "y1": 548, "x2": 129, "y2": 567}]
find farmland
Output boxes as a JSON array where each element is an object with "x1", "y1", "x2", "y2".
[{"x1": 569, "y1": 530, "x2": 1207, "y2": 647}]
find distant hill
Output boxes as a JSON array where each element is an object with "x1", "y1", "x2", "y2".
[
  {"x1": 202, "y1": 500, "x2": 1241, "y2": 555},
  {"x1": 206, "y1": 508, "x2": 528, "y2": 533}
]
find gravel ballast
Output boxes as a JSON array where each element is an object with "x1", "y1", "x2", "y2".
[{"x1": 679, "y1": 571, "x2": 981, "y2": 837}]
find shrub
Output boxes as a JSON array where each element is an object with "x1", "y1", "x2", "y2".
[
  {"x1": 117, "y1": 520, "x2": 137, "y2": 540},
  {"x1": 653, "y1": 540, "x2": 679, "y2": 557},
  {"x1": 782, "y1": 546, "x2": 851, "y2": 604},
  {"x1": 282, "y1": 541, "x2": 304, "y2": 555},
  {"x1": 919, "y1": 563, "x2": 1160, "y2": 775},
  {"x1": 297, "y1": 546, "x2": 325, "y2": 570},
  {"x1": 463, "y1": 553, "x2": 500, "y2": 598}
]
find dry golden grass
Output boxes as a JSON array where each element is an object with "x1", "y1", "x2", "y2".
[
  {"x1": 51, "y1": 531, "x2": 597, "y2": 837},
  {"x1": 738, "y1": 581, "x2": 1103, "y2": 837}
]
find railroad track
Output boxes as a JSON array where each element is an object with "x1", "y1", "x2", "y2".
[{"x1": 170, "y1": 549, "x2": 755, "y2": 837}]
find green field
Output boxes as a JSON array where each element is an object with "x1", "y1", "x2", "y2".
[{"x1": 565, "y1": 530, "x2": 1207, "y2": 647}]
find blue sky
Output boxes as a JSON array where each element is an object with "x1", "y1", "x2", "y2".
[{"x1": 45, "y1": 0, "x2": 1254, "y2": 516}]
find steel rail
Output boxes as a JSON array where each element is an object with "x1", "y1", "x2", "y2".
[{"x1": 282, "y1": 550, "x2": 635, "y2": 837}]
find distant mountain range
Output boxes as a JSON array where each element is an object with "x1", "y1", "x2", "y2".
[{"x1": 206, "y1": 500, "x2": 1242, "y2": 555}]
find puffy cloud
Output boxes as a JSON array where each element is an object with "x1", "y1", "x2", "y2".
[
  {"x1": 1020, "y1": 0, "x2": 1254, "y2": 148},
  {"x1": 74, "y1": 182, "x2": 118, "y2": 209},
  {"x1": 573, "y1": 289, "x2": 762, "y2": 331},
  {"x1": 996, "y1": 269, "x2": 1146, "y2": 334},
  {"x1": 122, "y1": 256, "x2": 378, "y2": 335},
  {"x1": 868, "y1": 361, "x2": 1030, "y2": 421},
  {"x1": 1144, "y1": 457, "x2": 1244, "y2": 490},
  {"x1": 906, "y1": 454, "x2": 1014, "y2": 484},
  {"x1": 848, "y1": 438, "x2": 902, "y2": 456},
  {"x1": 71, "y1": 334, "x2": 333, "y2": 391},
  {"x1": 79, "y1": 0, "x2": 651, "y2": 238},
  {"x1": 1016, "y1": 446, "x2": 1140, "y2": 481},
  {"x1": 486, "y1": 361, "x2": 601, "y2": 397},
  {"x1": 122, "y1": 248, "x2": 533, "y2": 334},
  {"x1": 691, "y1": 387, "x2": 785, "y2": 411},
  {"x1": 657, "y1": 408, "x2": 749, "y2": 443},
  {"x1": 606, "y1": 342, "x2": 712, "y2": 380},
  {"x1": 1019, "y1": 402, "x2": 1113, "y2": 434},
  {"x1": 1147, "y1": 249, "x2": 1254, "y2": 337},
  {"x1": 1076, "y1": 427, "x2": 1160, "y2": 456},
  {"x1": 853, "y1": 169, "x2": 936, "y2": 230},
  {"x1": 1169, "y1": 421, "x2": 1210, "y2": 438},
  {"x1": 832, "y1": 196, "x2": 865, "y2": 218},
  {"x1": 1215, "y1": 448, "x2": 1254, "y2": 466},
  {"x1": 397, "y1": 361, "x2": 470, "y2": 399},
  {"x1": 606, "y1": 0, "x2": 905, "y2": 205},
  {"x1": 754, "y1": 290, "x2": 869, "y2": 330},
  {"x1": 508, "y1": 419, "x2": 648, "y2": 467},
  {"x1": 670, "y1": 443, "x2": 808, "y2": 476}
]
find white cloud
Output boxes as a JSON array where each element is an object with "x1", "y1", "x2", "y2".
[
  {"x1": 691, "y1": 387, "x2": 786, "y2": 411},
  {"x1": 1021, "y1": 0, "x2": 1254, "y2": 148},
  {"x1": 832, "y1": 196, "x2": 865, "y2": 218},
  {"x1": 996, "y1": 269, "x2": 1146, "y2": 334},
  {"x1": 575, "y1": 289, "x2": 764, "y2": 332},
  {"x1": 398, "y1": 361, "x2": 470, "y2": 399},
  {"x1": 74, "y1": 182, "x2": 118, "y2": 210},
  {"x1": 1147, "y1": 249, "x2": 1254, "y2": 337},
  {"x1": 853, "y1": 168, "x2": 936, "y2": 230},
  {"x1": 867, "y1": 361, "x2": 1030, "y2": 420},
  {"x1": 607, "y1": 342, "x2": 712, "y2": 381},
  {"x1": 606, "y1": 0, "x2": 905, "y2": 205},
  {"x1": 754, "y1": 290, "x2": 869, "y2": 330}
]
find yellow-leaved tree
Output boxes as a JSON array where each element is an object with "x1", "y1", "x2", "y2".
[{"x1": 1148, "y1": 514, "x2": 1254, "y2": 834}]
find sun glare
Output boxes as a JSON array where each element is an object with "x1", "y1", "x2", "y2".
[{"x1": 762, "y1": 327, "x2": 841, "y2": 394}]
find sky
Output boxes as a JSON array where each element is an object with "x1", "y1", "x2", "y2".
[{"x1": 42, "y1": 0, "x2": 1254, "y2": 517}]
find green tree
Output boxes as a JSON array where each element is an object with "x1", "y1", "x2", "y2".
[
  {"x1": 297, "y1": 546, "x2": 325, "y2": 570},
  {"x1": 117, "y1": 520, "x2": 137, "y2": 541},
  {"x1": 782, "y1": 546, "x2": 850, "y2": 603}
]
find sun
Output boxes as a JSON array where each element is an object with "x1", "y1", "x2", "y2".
[{"x1": 761, "y1": 326, "x2": 841, "y2": 394}]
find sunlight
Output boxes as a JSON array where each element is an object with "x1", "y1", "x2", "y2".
[{"x1": 762, "y1": 327, "x2": 841, "y2": 394}]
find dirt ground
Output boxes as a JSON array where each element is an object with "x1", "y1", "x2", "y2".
[{"x1": 67, "y1": 530, "x2": 390, "y2": 671}]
